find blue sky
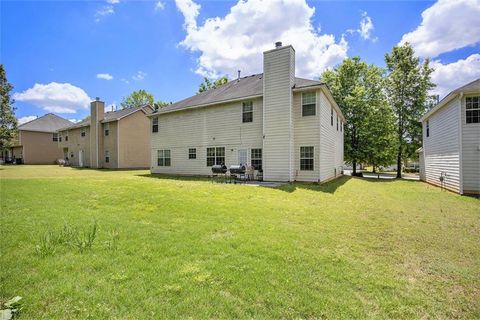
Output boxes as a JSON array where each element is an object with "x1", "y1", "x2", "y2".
[{"x1": 2, "y1": 0, "x2": 479, "y2": 123}]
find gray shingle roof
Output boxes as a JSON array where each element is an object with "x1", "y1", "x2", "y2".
[
  {"x1": 152, "y1": 74, "x2": 322, "y2": 114},
  {"x1": 58, "y1": 105, "x2": 152, "y2": 131},
  {"x1": 18, "y1": 113, "x2": 72, "y2": 133}
]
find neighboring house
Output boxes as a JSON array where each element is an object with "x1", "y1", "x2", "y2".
[
  {"x1": 9, "y1": 114, "x2": 72, "y2": 164},
  {"x1": 57, "y1": 98, "x2": 153, "y2": 169},
  {"x1": 419, "y1": 79, "x2": 480, "y2": 195},
  {"x1": 149, "y1": 43, "x2": 345, "y2": 182}
]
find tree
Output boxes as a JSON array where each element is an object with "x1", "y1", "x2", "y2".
[
  {"x1": 385, "y1": 43, "x2": 434, "y2": 178},
  {"x1": 322, "y1": 57, "x2": 396, "y2": 175},
  {"x1": 120, "y1": 89, "x2": 154, "y2": 109},
  {"x1": 198, "y1": 76, "x2": 228, "y2": 93},
  {"x1": 0, "y1": 64, "x2": 17, "y2": 154},
  {"x1": 153, "y1": 101, "x2": 169, "y2": 110}
]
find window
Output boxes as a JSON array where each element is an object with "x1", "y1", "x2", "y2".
[
  {"x1": 104, "y1": 123, "x2": 109, "y2": 136},
  {"x1": 331, "y1": 108, "x2": 334, "y2": 126},
  {"x1": 466, "y1": 96, "x2": 480, "y2": 124},
  {"x1": 242, "y1": 101, "x2": 253, "y2": 123},
  {"x1": 426, "y1": 120, "x2": 430, "y2": 137},
  {"x1": 302, "y1": 92, "x2": 316, "y2": 116},
  {"x1": 65, "y1": 135, "x2": 68, "y2": 142},
  {"x1": 251, "y1": 148, "x2": 262, "y2": 171},
  {"x1": 340, "y1": 121, "x2": 343, "y2": 132},
  {"x1": 81, "y1": 128, "x2": 86, "y2": 137},
  {"x1": 58, "y1": 133, "x2": 62, "y2": 142},
  {"x1": 300, "y1": 146, "x2": 314, "y2": 171},
  {"x1": 105, "y1": 150, "x2": 110, "y2": 163},
  {"x1": 157, "y1": 150, "x2": 171, "y2": 166},
  {"x1": 206, "y1": 147, "x2": 225, "y2": 166},
  {"x1": 152, "y1": 117, "x2": 159, "y2": 133},
  {"x1": 188, "y1": 148, "x2": 196, "y2": 159},
  {"x1": 336, "y1": 115, "x2": 339, "y2": 131},
  {"x1": 53, "y1": 133, "x2": 58, "y2": 142}
]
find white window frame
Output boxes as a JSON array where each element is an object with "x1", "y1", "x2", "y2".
[
  {"x1": 157, "y1": 149, "x2": 171, "y2": 166},
  {"x1": 152, "y1": 117, "x2": 159, "y2": 133},
  {"x1": 300, "y1": 146, "x2": 314, "y2": 171},
  {"x1": 242, "y1": 101, "x2": 253, "y2": 123},
  {"x1": 188, "y1": 148, "x2": 196, "y2": 159},
  {"x1": 466, "y1": 96, "x2": 480, "y2": 124},
  {"x1": 302, "y1": 92, "x2": 316, "y2": 116}
]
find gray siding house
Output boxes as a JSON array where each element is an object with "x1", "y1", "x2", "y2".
[
  {"x1": 149, "y1": 43, "x2": 345, "y2": 182},
  {"x1": 419, "y1": 79, "x2": 480, "y2": 195}
]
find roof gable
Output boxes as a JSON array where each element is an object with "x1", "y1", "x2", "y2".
[
  {"x1": 420, "y1": 79, "x2": 480, "y2": 122},
  {"x1": 18, "y1": 113, "x2": 72, "y2": 133}
]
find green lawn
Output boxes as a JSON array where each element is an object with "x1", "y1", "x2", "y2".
[{"x1": 1, "y1": 165, "x2": 479, "y2": 319}]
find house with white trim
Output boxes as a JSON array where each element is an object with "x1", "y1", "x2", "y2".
[
  {"x1": 419, "y1": 79, "x2": 480, "y2": 195},
  {"x1": 57, "y1": 99, "x2": 153, "y2": 169},
  {"x1": 149, "y1": 43, "x2": 345, "y2": 182}
]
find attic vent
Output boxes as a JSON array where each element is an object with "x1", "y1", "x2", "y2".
[{"x1": 275, "y1": 41, "x2": 282, "y2": 48}]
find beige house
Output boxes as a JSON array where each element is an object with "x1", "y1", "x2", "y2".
[
  {"x1": 57, "y1": 99, "x2": 153, "y2": 169},
  {"x1": 149, "y1": 42, "x2": 345, "y2": 182},
  {"x1": 9, "y1": 114, "x2": 72, "y2": 164},
  {"x1": 419, "y1": 79, "x2": 480, "y2": 195}
]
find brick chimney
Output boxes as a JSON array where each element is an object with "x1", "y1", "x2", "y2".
[
  {"x1": 262, "y1": 42, "x2": 295, "y2": 182},
  {"x1": 90, "y1": 97, "x2": 105, "y2": 168}
]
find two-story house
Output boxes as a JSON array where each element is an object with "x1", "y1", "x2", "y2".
[
  {"x1": 10, "y1": 113, "x2": 72, "y2": 164},
  {"x1": 57, "y1": 99, "x2": 153, "y2": 169},
  {"x1": 149, "y1": 42, "x2": 345, "y2": 182},
  {"x1": 419, "y1": 79, "x2": 480, "y2": 195}
]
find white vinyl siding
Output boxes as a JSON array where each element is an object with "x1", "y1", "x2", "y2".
[
  {"x1": 319, "y1": 91, "x2": 343, "y2": 181},
  {"x1": 293, "y1": 91, "x2": 320, "y2": 181},
  {"x1": 263, "y1": 46, "x2": 295, "y2": 181},
  {"x1": 461, "y1": 95, "x2": 480, "y2": 193},
  {"x1": 151, "y1": 98, "x2": 263, "y2": 175},
  {"x1": 422, "y1": 98, "x2": 461, "y2": 193}
]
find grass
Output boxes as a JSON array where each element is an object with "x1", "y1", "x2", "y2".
[{"x1": 1, "y1": 165, "x2": 479, "y2": 319}]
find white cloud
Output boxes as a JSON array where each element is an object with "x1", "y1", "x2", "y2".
[
  {"x1": 105, "y1": 103, "x2": 117, "y2": 112},
  {"x1": 120, "y1": 78, "x2": 130, "y2": 84},
  {"x1": 359, "y1": 12, "x2": 376, "y2": 41},
  {"x1": 347, "y1": 11, "x2": 377, "y2": 42},
  {"x1": 68, "y1": 119, "x2": 82, "y2": 124},
  {"x1": 96, "y1": 5, "x2": 114, "y2": 18},
  {"x1": 107, "y1": 0, "x2": 119, "y2": 4},
  {"x1": 13, "y1": 82, "x2": 92, "y2": 114},
  {"x1": 132, "y1": 71, "x2": 147, "y2": 81},
  {"x1": 155, "y1": 1, "x2": 165, "y2": 11},
  {"x1": 96, "y1": 73, "x2": 113, "y2": 80},
  {"x1": 174, "y1": 0, "x2": 348, "y2": 79},
  {"x1": 400, "y1": 0, "x2": 480, "y2": 57},
  {"x1": 430, "y1": 54, "x2": 480, "y2": 98},
  {"x1": 18, "y1": 116, "x2": 37, "y2": 125}
]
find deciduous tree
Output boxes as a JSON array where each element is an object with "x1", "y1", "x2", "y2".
[
  {"x1": 198, "y1": 76, "x2": 228, "y2": 93},
  {"x1": 385, "y1": 43, "x2": 434, "y2": 178},
  {"x1": 120, "y1": 89, "x2": 154, "y2": 109},
  {"x1": 0, "y1": 64, "x2": 17, "y2": 153},
  {"x1": 322, "y1": 57, "x2": 396, "y2": 175}
]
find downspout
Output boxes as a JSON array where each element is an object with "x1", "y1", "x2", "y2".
[
  {"x1": 458, "y1": 92, "x2": 464, "y2": 194},
  {"x1": 117, "y1": 120, "x2": 120, "y2": 169}
]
